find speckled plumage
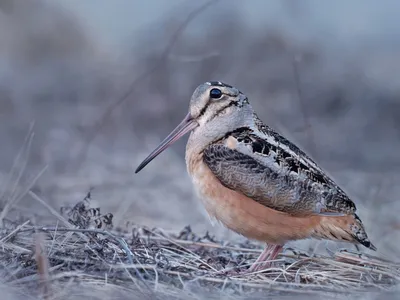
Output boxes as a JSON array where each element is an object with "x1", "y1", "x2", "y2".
[
  {"x1": 135, "y1": 81, "x2": 376, "y2": 272},
  {"x1": 203, "y1": 126, "x2": 356, "y2": 217},
  {"x1": 187, "y1": 81, "x2": 374, "y2": 250}
]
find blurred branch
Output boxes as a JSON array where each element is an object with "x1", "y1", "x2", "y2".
[
  {"x1": 77, "y1": 0, "x2": 219, "y2": 165},
  {"x1": 167, "y1": 51, "x2": 220, "y2": 63},
  {"x1": 292, "y1": 55, "x2": 318, "y2": 159}
]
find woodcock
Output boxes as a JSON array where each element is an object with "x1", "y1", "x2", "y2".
[{"x1": 135, "y1": 81, "x2": 376, "y2": 273}]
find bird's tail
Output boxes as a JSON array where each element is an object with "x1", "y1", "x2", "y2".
[{"x1": 311, "y1": 213, "x2": 377, "y2": 251}]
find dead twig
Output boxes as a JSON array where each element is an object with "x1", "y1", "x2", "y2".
[{"x1": 34, "y1": 233, "x2": 51, "y2": 299}]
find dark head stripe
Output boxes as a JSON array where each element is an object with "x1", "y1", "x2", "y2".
[{"x1": 206, "y1": 81, "x2": 234, "y2": 88}]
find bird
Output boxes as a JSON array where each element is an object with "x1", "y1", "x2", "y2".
[{"x1": 135, "y1": 81, "x2": 376, "y2": 273}]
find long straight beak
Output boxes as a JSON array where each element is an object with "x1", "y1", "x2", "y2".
[{"x1": 135, "y1": 113, "x2": 198, "y2": 173}]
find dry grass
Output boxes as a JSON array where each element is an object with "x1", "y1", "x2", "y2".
[
  {"x1": 0, "y1": 190, "x2": 399, "y2": 300},
  {"x1": 0, "y1": 130, "x2": 399, "y2": 300}
]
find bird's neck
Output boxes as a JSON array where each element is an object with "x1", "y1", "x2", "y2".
[
  {"x1": 185, "y1": 129, "x2": 209, "y2": 174},
  {"x1": 185, "y1": 120, "x2": 257, "y2": 174}
]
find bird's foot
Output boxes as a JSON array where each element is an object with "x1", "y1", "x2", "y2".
[
  {"x1": 219, "y1": 244, "x2": 284, "y2": 276},
  {"x1": 221, "y1": 259, "x2": 277, "y2": 276}
]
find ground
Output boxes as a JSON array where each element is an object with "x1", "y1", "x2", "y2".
[{"x1": 1, "y1": 1, "x2": 400, "y2": 299}]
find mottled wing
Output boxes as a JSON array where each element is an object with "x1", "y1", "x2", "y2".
[{"x1": 203, "y1": 133, "x2": 356, "y2": 217}]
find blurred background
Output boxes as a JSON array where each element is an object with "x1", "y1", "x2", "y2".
[{"x1": 1, "y1": 0, "x2": 400, "y2": 260}]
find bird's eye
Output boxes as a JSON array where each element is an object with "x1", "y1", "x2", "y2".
[{"x1": 209, "y1": 88, "x2": 222, "y2": 99}]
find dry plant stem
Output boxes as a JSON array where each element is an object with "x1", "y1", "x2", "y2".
[
  {"x1": 0, "y1": 191, "x2": 396, "y2": 297},
  {"x1": 2, "y1": 222, "x2": 399, "y2": 296},
  {"x1": 149, "y1": 229, "x2": 218, "y2": 272},
  {"x1": 30, "y1": 227, "x2": 157, "y2": 298},
  {"x1": 0, "y1": 122, "x2": 34, "y2": 202},
  {"x1": 28, "y1": 191, "x2": 78, "y2": 229},
  {"x1": 0, "y1": 220, "x2": 30, "y2": 243},
  {"x1": 36, "y1": 227, "x2": 134, "y2": 264},
  {"x1": 0, "y1": 166, "x2": 48, "y2": 224},
  {"x1": 27, "y1": 192, "x2": 155, "y2": 296},
  {"x1": 0, "y1": 124, "x2": 36, "y2": 224},
  {"x1": 34, "y1": 233, "x2": 51, "y2": 299}
]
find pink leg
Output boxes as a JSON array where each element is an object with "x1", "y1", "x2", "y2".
[{"x1": 248, "y1": 244, "x2": 283, "y2": 273}]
